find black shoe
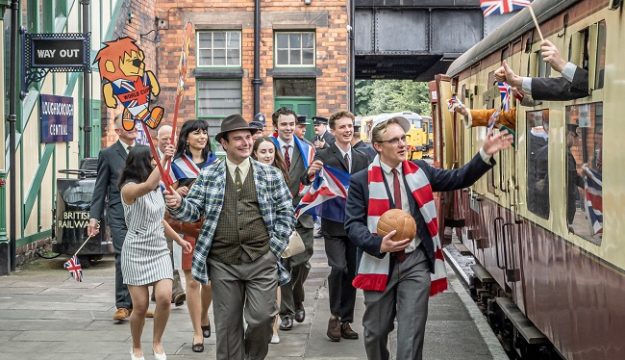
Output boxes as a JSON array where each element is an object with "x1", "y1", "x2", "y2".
[
  {"x1": 191, "y1": 341, "x2": 204, "y2": 353},
  {"x1": 341, "y1": 322, "x2": 359, "y2": 340},
  {"x1": 279, "y1": 316, "x2": 293, "y2": 331},
  {"x1": 294, "y1": 306, "x2": 305, "y2": 323},
  {"x1": 172, "y1": 292, "x2": 186, "y2": 307},
  {"x1": 201, "y1": 324, "x2": 211, "y2": 338}
]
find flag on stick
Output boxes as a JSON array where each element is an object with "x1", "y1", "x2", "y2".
[
  {"x1": 295, "y1": 165, "x2": 350, "y2": 223},
  {"x1": 64, "y1": 256, "x2": 83, "y2": 282},
  {"x1": 480, "y1": 0, "x2": 531, "y2": 16}
]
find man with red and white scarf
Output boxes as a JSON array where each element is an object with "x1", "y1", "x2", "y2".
[{"x1": 345, "y1": 116, "x2": 512, "y2": 360}]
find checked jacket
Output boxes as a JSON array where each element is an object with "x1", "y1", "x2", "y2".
[{"x1": 167, "y1": 158, "x2": 295, "y2": 284}]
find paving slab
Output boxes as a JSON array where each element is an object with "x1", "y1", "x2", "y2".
[{"x1": 0, "y1": 236, "x2": 506, "y2": 359}]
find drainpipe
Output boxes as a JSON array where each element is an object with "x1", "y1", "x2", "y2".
[
  {"x1": 348, "y1": 0, "x2": 355, "y2": 112},
  {"x1": 252, "y1": 0, "x2": 262, "y2": 115},
  {"x1": 6, "y1": 0, "x2": 18, "y2": 273},
  {"x1": 0, "y1": 0, "x2": 10, "y2": 276},
  {"x1": 81, "y1": 0, "x2": 91, "y2": 158}
]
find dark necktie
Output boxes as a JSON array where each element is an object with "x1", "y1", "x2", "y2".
[
  {"x1": 283, "y1": 145, "x2": 291, "y2": 169},
  {"x1": 392, "y1": 168, "x2": 406, "y2": 262},
  {"x1": 235, "y1": 167, "x2": 242, "y2": 192},
  {"x1": 344, "y1": 152, "x2": 350, "y2": 172},
  {"x1": 127, "y1": 145, "x2": 133, "y2": 154}
]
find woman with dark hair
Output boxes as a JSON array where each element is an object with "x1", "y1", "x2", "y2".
[
  {"x1": 252, "y1": 136, "x2": 289, "y2": 344},
  {"x1": 119, "y1": 145, "x2": 192, "y2": 360},
  {"x1": 167, "y1": 119, "x2": 216, "y2": 352}
]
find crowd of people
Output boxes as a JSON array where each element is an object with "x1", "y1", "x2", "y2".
[{"x1": 88, "y1": 102, "x2": 512, "y2": 360}]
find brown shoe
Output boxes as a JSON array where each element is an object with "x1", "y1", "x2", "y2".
[
  {"x1": 113, "y1": 308, "x2": 131, "y2": 321},
  {"x1": 327, "y1": 316, "x2": 341, "y2": 342},
  {"x1": 145, "y1": 309, "x2": 154, "y2": 318},
  {"x1": 341, "y1": 322, "x2": 359, "y2": 340}
]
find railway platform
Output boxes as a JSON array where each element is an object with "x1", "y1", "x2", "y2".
[{"x1": 0, "y1": 236, "x2": 507, "y2": 360}]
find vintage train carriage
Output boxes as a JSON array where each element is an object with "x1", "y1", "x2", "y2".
[{"x1": 429, "y1": 0, "x2": 625, "y2": 359}]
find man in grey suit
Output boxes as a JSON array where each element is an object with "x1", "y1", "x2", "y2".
[
  {"x1": 88, "y1": 115, "x2": 140, "y2": 322},
  {"x1": 271, "y1": 107, "x2": 316, "y2": 330},
  {"x1": 306, "y1": 110, "x2": 368, "y2": 342}
]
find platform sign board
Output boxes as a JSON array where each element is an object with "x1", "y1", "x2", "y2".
[
  {"x1": 28, "y1": 33, "x2": 89, "y2": 70},
  {"x1": 40, "y1": 94, "x2": 74, "y2": 143}
]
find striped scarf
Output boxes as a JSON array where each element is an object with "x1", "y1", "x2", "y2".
[{"x1": 352, "y1": 156, "x2": 448, "y2": 296}]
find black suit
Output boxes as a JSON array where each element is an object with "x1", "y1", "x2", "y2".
[
  {"x1": 353, "y1": 140, "x2": 377, "y2": 163},
  {"x1": 345, "y1": 153, "x2": 493, "y2": 359},
  {"x1": 531, "y1": 66, "x2": 588, "y2": 101},
  {"x1": 314, "y1": 144, "x2": 368, "y2": 323},
  {"x1": 90, "y1": 140, "x2": 140, "y2": 309},
  {"x1": 315, "y1": 130, "x2": 335, "y2": 149}
]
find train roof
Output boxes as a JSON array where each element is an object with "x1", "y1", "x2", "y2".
[{"x1": 446, "y1": 0, "x2": 581, "y2": 77}]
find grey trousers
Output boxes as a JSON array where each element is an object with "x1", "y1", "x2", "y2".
[
  {"x1": 280, "y1": 223, "x2": 313, "y2": 317},
  {"x1": 209, "y1": 251, "x2": 279, "y2": 360},
  {"x1": 363, "y1": 247, "x2": 431, "y2": 360},
  {"x1": 108, "y1": 205, "x2": 131, "y2": 309}
]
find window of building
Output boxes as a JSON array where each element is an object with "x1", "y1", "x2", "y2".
[
  {"x1": 196, "y1": 80, "x2": 242, "y2": 118},
  {"x1": 526, "y1": 109, "x2": 550, "y2": 219},
  {"x1": 197, "y1": 31, "x2": 241, "y2": 67},
  {"x1": 595, "y1": 20, "x2": 606, "y2": 89},
  {"x1": 274, "y1": 79, "x2": 316, "y2": 97},
  {"x1": 565, "y1": 103, "x2": 603, "y2": 244},
  {"x1": 275, "y1": 32, "x2": 315, "y2": 67}
]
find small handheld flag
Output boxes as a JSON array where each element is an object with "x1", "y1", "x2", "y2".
[
  {"x1": 447, "y1": 95, "x2": 464, "y2": 113},
  {"x1": 295, "y1": 165, "x2": 350, "y2": 222},
  {"x1": 480, "y1": 0, "x2": 531, "y2": 16},
  {"x1": 64, "y1": 256, "x2": 83, "y2": 282}
]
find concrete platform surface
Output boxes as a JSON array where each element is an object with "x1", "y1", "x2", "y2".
[{"x1": 0, "y1": 237, "x2": 507, "y2": 360}]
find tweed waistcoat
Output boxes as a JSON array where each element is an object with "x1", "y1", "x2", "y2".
[{"x1": 209, "y1": 165, "x2": 270, "y2": 264}]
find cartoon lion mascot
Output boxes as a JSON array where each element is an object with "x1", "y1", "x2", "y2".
[{"x1": 95, "y1": 37, "x2": 163, "y2": 131}]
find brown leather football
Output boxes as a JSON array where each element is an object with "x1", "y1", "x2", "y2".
[{"x1": 376, "y1": 209, "x2": 417, "y2": 241}]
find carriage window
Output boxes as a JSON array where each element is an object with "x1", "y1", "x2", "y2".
[
  {"x1": 565, "y1": 103, "x2": 603, "y2": 244},
  {"x1": 537, "y1": 51, "x2": 552, "y2": 78},
  {"x1": 595, "y1": 20, "x2": 606, "y2": 89},
  {"x1": 526, "y1": 109, "x2": 550, "y2": 219}
]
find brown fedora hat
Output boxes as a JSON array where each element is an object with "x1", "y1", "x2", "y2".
[{"x1": 215, "y1": 114, "x2": 257, "y2": 142}]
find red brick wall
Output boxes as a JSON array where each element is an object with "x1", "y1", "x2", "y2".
[{"x1": 153, "y1": 0, "x2": 349, "y2": 136}]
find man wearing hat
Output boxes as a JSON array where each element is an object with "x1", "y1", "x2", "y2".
[
  {"x1": 313, "y1": 116, "x2": 335, "y2": 149},
  {"x1": 351, "y1": 119, "x2": 377, "y2": 162},
  {"x1": 566, "y1": 123, "x2": 584, "y2": 226},
  {"x1": 345, "y1": 116, "x2": 512, "y2": 360},
  {"x1": 165, "y1": 114, "x2": 295, "y2": 360},
  {"x1": 250, "y1": 113, "x2": 265, "y2": 141},
  {"x1": 295, "y1": 115, "x2": 313, "y2": 146}
]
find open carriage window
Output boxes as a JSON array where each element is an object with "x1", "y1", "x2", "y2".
[
  {"x1": 526, "y1": 109, "x2": 550, "y2": 219},
  {"x1": 594, "y1": 20, "x2": 606, "y2": 90},
  {"x1": 565, "y1": 103, "x2": 603, "y2": 244}
]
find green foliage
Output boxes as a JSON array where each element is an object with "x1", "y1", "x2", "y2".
[{"x1": 355, "y1": 80, "x2": 431, "y2": 116}]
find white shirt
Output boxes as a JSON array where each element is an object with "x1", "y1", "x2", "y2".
[
  {"x1": 379, "y1": 161, "x2": 420, "y2": 253},
  {"x1": 225, "y1": 157, "x2": 251, "y2": 184},
  {"x1": 277, "y1": 136, "x2": 295, "y2": 164},
  {"x1": 120, "y1": 140, "x2": 136, "y2": 153},
  {"x1": 337, "y1": 145, "x2": 352, "y2": 172}
]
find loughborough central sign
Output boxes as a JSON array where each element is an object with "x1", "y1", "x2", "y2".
[{"x1": 40, "y1": 94, "x2": 74, "y2": 143}]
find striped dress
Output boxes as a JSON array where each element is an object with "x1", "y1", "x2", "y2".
[{"x1": 120, "y1": 184, "x2": 173, "y2": 286}]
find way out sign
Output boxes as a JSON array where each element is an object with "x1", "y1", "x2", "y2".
[
  {"x1": 40, "y1": 94, "x2": 74, "y2": 143},
  {"x1": 27, "y1": 33, "x2": 89, "y2": 70}
]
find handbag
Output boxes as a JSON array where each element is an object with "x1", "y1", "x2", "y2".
[{"x1": 281, "y1": 230, "x2": 305, "y2": 258}]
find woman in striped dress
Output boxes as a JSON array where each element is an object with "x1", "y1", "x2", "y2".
[
  {"x1": 167, "y1": 120, "x2": 216, "y2": 352},
  {"x1": 120, "y1": 145, "x2": 192, "y2": 360}
]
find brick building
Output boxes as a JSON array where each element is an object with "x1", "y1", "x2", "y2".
[{"x1": 152, "y1": 0, "x2": 350, "y2": 139}]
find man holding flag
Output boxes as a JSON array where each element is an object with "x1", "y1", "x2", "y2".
[
  {"x1": 271, "y1": 107, "x2": 316, "y2": 330},
  {"x1": 304, "y1": 111, "x2": 368, "y2": 342}
]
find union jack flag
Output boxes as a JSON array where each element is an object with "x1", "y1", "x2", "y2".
[
  {"x1": 447, "y1": 95, "x2": 464, "y2": 113},
  {"x1": 498, "y1": 82, "x2": 511, "y2": 111},
  {"x1": 64, "y1": 256, "x2": 83, "y2": 282},
  {"x1": 480, "y1": 0, "x2": 531, "y2": 16},
  {"x1": 582, "y1": 165, "x2": 603, "y2": 236},
  {"x1": 295, "y1": 165, "x2": 350, "y2": 223}
]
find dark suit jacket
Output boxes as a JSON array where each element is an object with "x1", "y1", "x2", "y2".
[
  {"x1": 289, "y1": 142, "x2": 314, "y2": 228},
  {"x1": 531, "y1": 66, "x2": 588, "y2": 101},
  {"x1": 313, "y1": 144, "x2": 369, "y2": 237},
  {"x1": 345, "y1": 153, "x2": 494, "y2": 272},
  {"x1": 316, "y1": 130, "x2": 336, "y2": 149},
  {"x1": 353, "y1": 140, "x2": 377, "y2": 162},
  {"x1": 90, "y1": 140, "x2": 129, "y2": 221}
]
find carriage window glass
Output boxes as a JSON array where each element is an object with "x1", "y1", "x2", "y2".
[
  {"x1": 526, "y1": 109, "x2": 550, "y2": 219},
  {"x1": 595, "y1": 20, "x2": 606, "y2": 89},
  {"x1": 565, "y1": 103, "x2": 603, "y2": 244},
  {"x1": 537, "y1": 51, "x2": 552, "y2": 78}
]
